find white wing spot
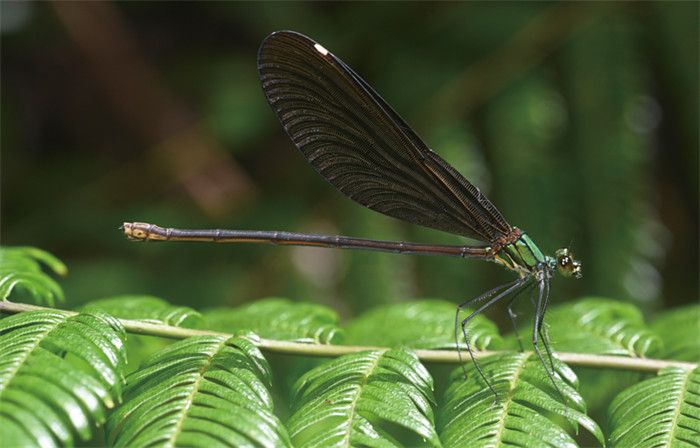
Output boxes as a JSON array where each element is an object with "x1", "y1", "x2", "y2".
[{"x1": 314, "y1": 43, "x2": 329, "y2": 56}]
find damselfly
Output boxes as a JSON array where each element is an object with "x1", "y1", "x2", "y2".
[{"x1": 122, "y1": 30, "x2": 582, "y2": 399}]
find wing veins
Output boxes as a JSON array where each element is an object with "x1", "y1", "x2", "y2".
[{"x1": 258, "y1": 31, "x2": 514, "y2": 242}]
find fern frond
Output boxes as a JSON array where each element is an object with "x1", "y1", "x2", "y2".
[
  {"x1": 651, "y1": 305, "x2": 700, "y2": 361},
  {"x1": 82, "y1": 295, "x2": 201, "y2": 327},
  {"x1": 0, "y1": 246, "x2": 68, "y2": 276},
  {"x1": 439, "y1": 352, "x2": 605, "y2": 447},
  {"x1": 287, "y1": 347, "x2": 441, "y2": 447},
  {"x1": 81, "y1": 295, "x2": 202, "y2": 373},
  {"x1": 0, "y1": 246, "x2": 66, "y2": 305},
  {"x1": 0, "y1": 310, "x2": 126, "y2": 446},
  {"x1": 200, "y1": 298, "x2": 340, "y2": 343},
  {"x1": 107, "y1": 335, "x2": 291, "y2": 447},
  {"x1": 539, "y1": 297, "x2": 661, "y2": 356},
  {"x1": 608, "y1": 367, "x2": 700, "y2": 447},
  {"x1": 344, "y1": 299, "x2": 500, "y2": 350}
]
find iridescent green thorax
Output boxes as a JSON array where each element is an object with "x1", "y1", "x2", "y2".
[{"x1": 492, "y1": 233, "x2": 547, "y2": 275}]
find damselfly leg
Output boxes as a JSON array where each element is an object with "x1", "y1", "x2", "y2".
[
  {"x1": 456, "y1": 277, "x2": 530, "y2": 400},
  {"x1": 532, "y1": 276, "x2": 566, "y2": 401},
  {"x1": 538, "y1": 273, "x2": 557, "y2": 372},
  {"x1": 505, "y1": 282, "x2": 536, "y2": 352}
]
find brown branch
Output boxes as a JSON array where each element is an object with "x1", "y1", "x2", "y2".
[{"x1": 51, "y1": 2, "x2": 255, "y2": 216}]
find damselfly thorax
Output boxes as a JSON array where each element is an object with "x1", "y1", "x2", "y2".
[{"x1": 489, "y1": 227, "x2": 581, "y2": 279}]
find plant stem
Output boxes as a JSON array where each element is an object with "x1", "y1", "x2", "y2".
[{"x1": 1, "y1": 300, "x2": 695, "y2": 373}]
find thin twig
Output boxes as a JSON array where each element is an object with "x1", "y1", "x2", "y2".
[{"x1": 1, "y1": 300, "x2": 695, "y2": 373}]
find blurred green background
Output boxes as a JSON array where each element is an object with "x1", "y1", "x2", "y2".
[{"x1": 2, "y1": 2, "x2": 697, "y2": 324}]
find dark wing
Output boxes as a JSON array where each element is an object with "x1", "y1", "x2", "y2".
[{"x1": 257, "y1": 30, "x2": 512, "y2": 243}]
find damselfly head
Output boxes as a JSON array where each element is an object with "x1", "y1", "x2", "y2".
[{"x1": 555, "y1": 248, "x2": 582, "y2": 279}]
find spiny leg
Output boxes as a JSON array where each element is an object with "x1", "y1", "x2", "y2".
[
  {"x1": 532, "y1": 277, "x2": 565, "y2": 401},
  {"x1": 539, "y1": 325, "x2": 556, "y2": 373},
  {"x1": 506, "y1": 282, "x2": 535, "y2": 352},
  {"x1": 455, "y1": 281, "x2": 513, "y2": 380},
  {"x1": 458, "y1": 278, "x2": 529, "y2": 400},
  {"x1": 537, "y1": 273, "x2": 557, "y2": 372}
]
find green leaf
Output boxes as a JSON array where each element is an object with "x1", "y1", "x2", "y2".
[
  {"x1": 0, "y1": 246, "x2": 66, "y2": 305},
  {"x1": 200, "y1": 298, "x2": 340, "y2": 343},
  {"x1": 81, "y1": 295, "x2": 201, "y2": 327},
  {"x1": 0, "y1": 246, "x2": 68, "y2": 277},
  {"x1": 344, "y1": 299, "x2": 500, "y2": 350},
  {"x1": 501, "y1": 298, "x2": 660, "y2": 415},
  {"x1": 107, "y1": 335, "x2": 291, "y2": 447},
  {"x1": 0, "y1": 310, "x2": 127, "y2": 446},
  {"x1": 288, "y1": 347, "x2": 441, "y2": 447},
  {"x1": 81, "y1": 295, "x2": 201, "y2": 375},
  {"x1": 439, "y1": 352, "x2": 605, "y2": 447},
  {"x1": 608, "y1": 367, "x2": 700, "y2": 447},
  {"x1": 651, "y1": 305, "x2": 700, "y2": 361},
  {"x1": 522, "y1": 297, "x2": 662, "y2": 357}
]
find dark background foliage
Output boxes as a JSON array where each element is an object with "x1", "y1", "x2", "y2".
[{"x1": 2, "y1": 2, "x2": 697, "y2": 324}]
